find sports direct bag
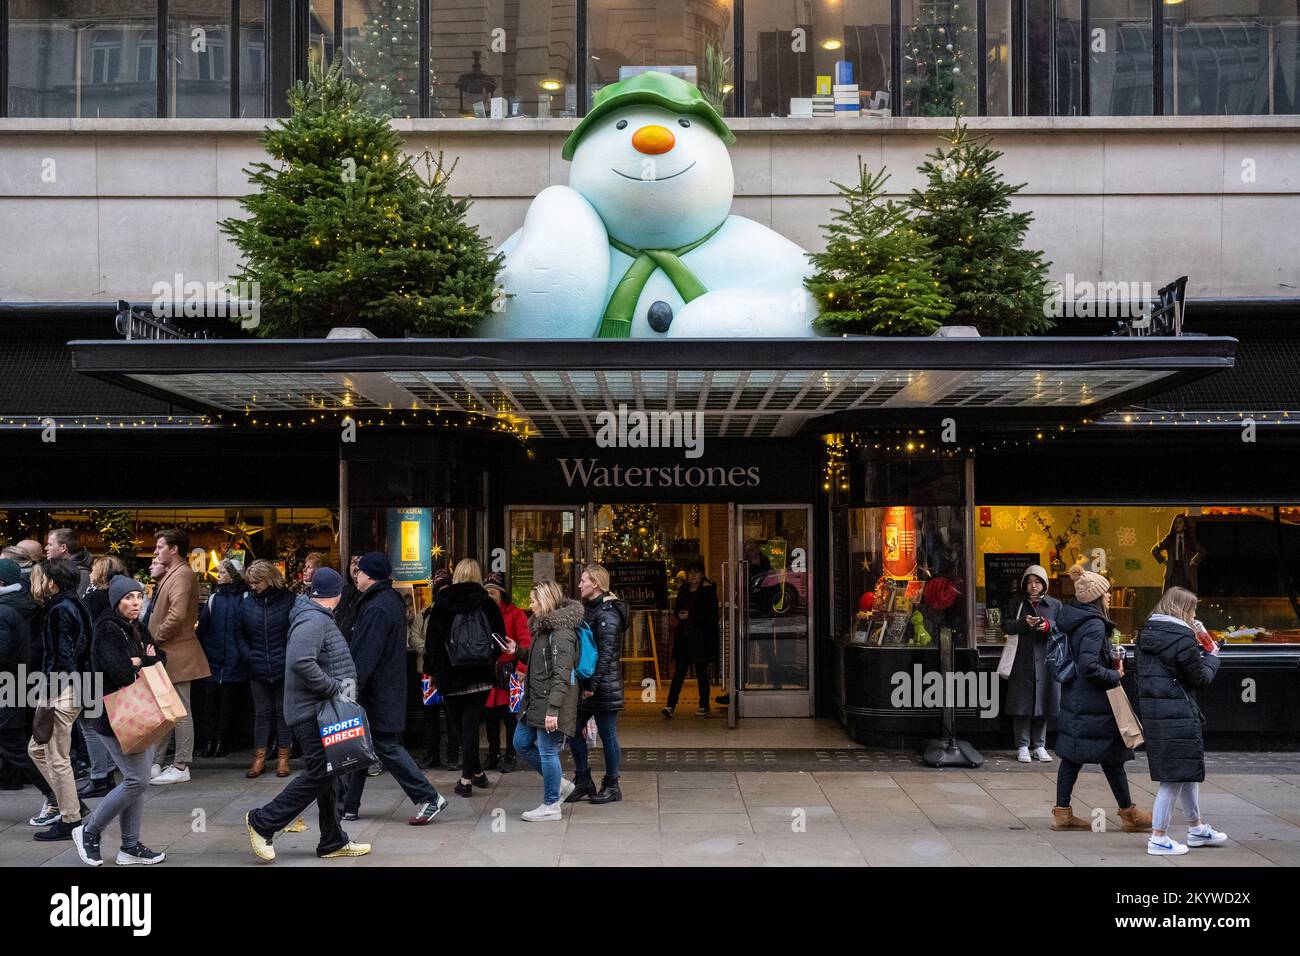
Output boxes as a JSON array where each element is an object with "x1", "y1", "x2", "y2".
[
  {"x1": 448, "y1": 607, "x2": 497, "y2": 666},
  {"x1": 317, "y1": 697, "x2": 377, "y2": 778},
  {"x1": 1046, "y1": 624, "x2": 1077, "y2": 684},
  {"x1": 104, "y1": 664, "x2": 187, "y2": 755},
  {"x1": 574, "y1": 621, "x2": 598, "y2": 680}
]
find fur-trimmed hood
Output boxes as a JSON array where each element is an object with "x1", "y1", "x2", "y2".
[{"x1": 529, "y1": 598, "x2": 585, "y2": 635}]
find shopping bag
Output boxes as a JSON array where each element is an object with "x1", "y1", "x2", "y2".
[
  {"x1": 997, "y1": 634, "x2": 1018, "y2": 679},
  {"x1": 317, "y1": 696, "x2": 377, "y2": 778},
  {"x1": 104, "y1": 664, "x2": 186, "y2": 755},
  {"x1": 508, "y1": 670, "x2": 524, "y2": 714},
  {"x1": 584, "y1": 717, "x2": 597, "y2": 742},
  {"x1": 1106, "y1": 686, "x2": 1145, "y2": 748}
]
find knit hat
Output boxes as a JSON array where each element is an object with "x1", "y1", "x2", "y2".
[
  {"x1": 1068, "y1": 563, "x2": 1110, "y2": 604},
  {"x1": 357, "y1": 551, "x2": 391, "y2": 580},
  {"x1": 310, "y1": 567, "x2": 343, "y2": 599},
  {"x1": 484, "y1": 571, "x2": 506, "y2": 593},
  {"x1": 562, "y1": 71, "x2": 736, "y2": 161},
  {"x1": 0, "y1": 559, "x2": 19, "y2": 586},
  {"x1": 108, "y1": 574, "x2": 145, "y2": 609}
]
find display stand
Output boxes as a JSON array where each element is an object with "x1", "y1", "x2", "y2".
[
  {"x1": 922, "y1": 625, "x2": 985, "y2": 768},
  {"x1": 620, "y1": 609, "x2": 662, "y2": 687}
]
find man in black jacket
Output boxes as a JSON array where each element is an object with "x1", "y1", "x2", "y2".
[
  {"x1": 0, "y1": 560, "x2": 55, "y2": 798},
  {"x1": 337, "y1": 552, "x2": 447, "y2": 826}
]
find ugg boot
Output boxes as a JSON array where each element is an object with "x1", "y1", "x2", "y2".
[
  {"x1": 1118, "y1": 805, "x2": 1152, "y2": 832},
  {"x1": 589, "y1": 775, "x2": 623, "y2": 805},
  {"x1": 1051, "y1": 806, "x2": 1091, "y2": 830},
  {"x1": 245, "y1": 748, "x2": 267, "y2": 779},
  {"x1": 565, "y1": 770, "x2": 597, "y2": 804},
  {"x1": 275, "y1": 747, "x2": 291, "y2": 777}
]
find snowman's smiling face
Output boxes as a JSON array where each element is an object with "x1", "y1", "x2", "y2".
[{"x1": 569, "y1": 104, "x2": 734, "y2": 250}]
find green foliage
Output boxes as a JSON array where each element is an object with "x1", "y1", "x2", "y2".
[
  {"x1": 806, "y1": 159, "x2": 952, "y2": 336},
  {"x1": 907, "y1": 121, "x2": 1054, "y2": 336},
  {"x1": 902, "y1": 20, "x2": 976, "y2": 117},
  {"x1": 346, "y1": 0, "x2": 422, "y2": 118},
  {"x1": 87, "y1": 509, "x2": 136, "y2": 569},
  {"x1": 220, "y1": 60, "x2": 502, "y2": 338},
  {"x1": 599, "y1": 504, "x2": 667, "y2": 563},
  {"x1": 701, "y1": 42, "x2": 734, "y2": 115}
]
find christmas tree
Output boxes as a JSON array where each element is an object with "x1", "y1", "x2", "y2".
[
  {"x1": 907, "y1": 121, "x2": 1054, "y2": 335},
  {"x1": 220, "y1": 60, "x2": 502, "y2": 338},
  {"x1": 806, "y1": 159, "x2": 953, "y2": 336},
  {"x1": 903, "y1": 9, "x2": 976, "y2": 116},
  {"x1": 346, "y1": 1, "x2": 421, "y2": 119},
  {"x1": 87, "y1": 509, "x2": 137, "y2": 569},
  {"x1": 599, "y1": 504, "x2": 667, "y2": 563}
]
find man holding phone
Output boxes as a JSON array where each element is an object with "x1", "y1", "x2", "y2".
[{"x1": 338, "y1": 553, "x2": 448, "y2": 826}]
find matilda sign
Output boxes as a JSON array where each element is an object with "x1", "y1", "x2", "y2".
[{"x1": 479, "y1": 71, "x2": 817, "y2": 339}]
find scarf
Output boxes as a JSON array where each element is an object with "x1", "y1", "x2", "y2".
[{"x1": 599, "y1": 220, "x2": 727, "y2": 338}]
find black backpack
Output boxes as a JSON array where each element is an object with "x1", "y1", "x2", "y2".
[{"x1": 447, "y1": 606, "x2": 496, "y2": 666}]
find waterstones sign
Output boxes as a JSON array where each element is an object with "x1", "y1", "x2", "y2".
[{"x1": 559, "y1": 458, "x2": 760, "y2": 490}]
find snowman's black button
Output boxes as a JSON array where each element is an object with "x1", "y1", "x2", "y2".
[
  {"x1": 647, "y1": 301, "x2": 674, "y2": 333},
  {"x1": 616, "y1": 119, "x2": 628, "y2": 130}
]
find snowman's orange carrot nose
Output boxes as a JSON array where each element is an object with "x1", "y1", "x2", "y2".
[{"x1": 631, "y1": 125, "x2": 675, "y2": 154}]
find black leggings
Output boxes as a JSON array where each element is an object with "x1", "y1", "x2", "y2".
[
  {"x1": 442, "y1": 690, "x2": 488, "y2": 779},
  {"x1": 484, "y1": 706, "x2": 517, "y2": 757},
  {"x1": 200, "y1": 682, "x2": 243, "y2": 744},
  {"x1": 1056, "y1": 757, "x2": 1132, "y2": 809}
]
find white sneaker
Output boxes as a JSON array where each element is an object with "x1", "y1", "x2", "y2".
[
  {"x1": 29, "y1": 801, "x2": 59, "y2": 827},
  {"x1": 1034, "y1": 747, "x2": 1053, "y2": 763},
  {"x1": 1017, "y1": 746, "x2": 1032, "y2": 763},
  {"x1": 150, "y1": 765, "x2": 190, "y2": 786},
  {"x1": 149, "y1": 764, "x2": 162, "y2": 780},
  {"x1": 521, "y1": 802, "x2": 563, "y2": 822},
  {"x1": 1148, "y1": 835, "x2": 1189, "y2": 856},
  {"x1": 559, "y1": 777, "x2": 576, "y2": 802},
  {"x1": 1187, "y1": 823, "x2": 1228, "y2": 847}
]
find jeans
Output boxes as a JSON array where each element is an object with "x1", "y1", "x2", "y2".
[
  {"x1": 1013, "y1": 716, "x2": 1048, "y2": 750},
  {"x1": 513, "y1": 720, "x2": 565, "y2": 805},
  {"x1": 28, "y1": 685, "x2": 83, "y2": 822},
  {"x1": 248, "y1": 719, "x2": 348, "y2": 855},
  {"x1": 85, "y1": 740, "x2": 154, "y2": 848},
  {"x1": 569, "y1": 709, "x2": 621, "y2": 779},
  {"x1": 485, "y1": 706, "x2": 517, "y2": 757},
  {"x1": 155, "y1": 680, "x2": 194, "y2": 766},
  {"x1": 0, "y1": 727, "x2": 52, "y2": 797},
  {"x1": 1152, "y1": 782, "x2": 1202, "y2": 832},
  {"x1": 442, "y1": 690, "x2": 488, "y2": 779},
  {"x1": 80, "y1": 717, "x2": 115, "y2": 780},
  {"x1": 200, "y1": 681, "x2": 244, "y2": 745},
  {"x1": 250, "y1": 679, "x2": 290, "y2": 751},
  {"x1": 1056, "y1": 757, "x2": 1132, "y2": 809},
  {"x1": 666, "y1": 647, "x2": 711, "y2": 711},
  {"x1": 338, "y1": 731, "x2": 441, "y2": 813}
]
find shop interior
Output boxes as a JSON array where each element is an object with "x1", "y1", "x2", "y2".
[{"x1": 973, "y1": 505, "x2": 1300, "y2": 646}]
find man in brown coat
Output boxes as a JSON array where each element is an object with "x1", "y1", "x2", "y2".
[{"x1": 147, "y1": 528, "x2": 210, "y2": 785}]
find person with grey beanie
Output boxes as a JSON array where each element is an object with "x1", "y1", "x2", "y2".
[{"x1": 72, "y1": 575, "x2": 167, "y2": 866}]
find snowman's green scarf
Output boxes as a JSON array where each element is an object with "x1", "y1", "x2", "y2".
[{"x1": 597, "y1": 220, "x2": 726, "y2": 338}]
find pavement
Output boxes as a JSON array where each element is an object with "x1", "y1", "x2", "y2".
[{"x1": 4, "y1": 717, "x2": 1299, "y2": 867}]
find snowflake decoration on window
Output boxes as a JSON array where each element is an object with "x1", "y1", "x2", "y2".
[
  {"x1": 980, "y1": 537, "x2": 1002, "y2": 553},
  {"x1": 1015, "y1": 515, "x2": 1028, "y2": 532},
  {"x1": 1117, "y1": 527, "x2": 1137, "y2": 547},
  {"x1": 994, "y1": 510, "x2": 1013, "y2": 530}
]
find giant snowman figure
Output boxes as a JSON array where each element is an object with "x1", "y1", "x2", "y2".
[{"x1": 480, "y1": 71, "x2": 817, "y2": 338}]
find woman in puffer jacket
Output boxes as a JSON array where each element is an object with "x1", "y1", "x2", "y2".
[
  {"x1": 236, "y1": 561, "x2": 296, "y2": 778},
  {"x1": 1136, "y1": 586, "x2": 1225, "y2": 856},
  {"x1": 509, "y1": 581, "x2": 582, "y2": 822},
  {"x1": 196, "y1": 559, "x2": 249, "y2": 758},
  {"x1": 566, "y1": 564, "x2": 629, "y2": 805}
]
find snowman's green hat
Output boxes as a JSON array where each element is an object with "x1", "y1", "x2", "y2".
[{"x1": 562, "y1": 71, "x2": 735, "y2": 161}]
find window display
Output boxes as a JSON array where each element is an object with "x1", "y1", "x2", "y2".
[
  {"x1": 840, "y1": 505, "x2": 966, "y2": 649},
  {"x1": 974, "y1": 504, "x2": 1300, "y2": 646}
]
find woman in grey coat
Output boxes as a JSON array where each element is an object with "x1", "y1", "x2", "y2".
[{"x1": 1002, "y1": 564, "x2": 1061, "y2": 762}]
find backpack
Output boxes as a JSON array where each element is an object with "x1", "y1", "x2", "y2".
[
  {"x1": 447, "y1": 606, "x2": 496, "y2": 666},
  {"x1": 574, "y1": 621, "x2": 598, "y2": 681},
  {"x1": 1046, "y1": 622, "x2": 1077, "y2": 684}
]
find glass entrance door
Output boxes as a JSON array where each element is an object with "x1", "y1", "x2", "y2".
[
  {"x1": 505, "y1": 507, "x2": 582, "y2": 606},
  {"x1": 734, "y1": 505, "x2": 814, "y2": 718}
]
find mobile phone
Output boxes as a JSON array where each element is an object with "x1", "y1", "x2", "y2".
[{"x1": 491, "y1": 633, "x2": 509, "y2": 650}]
